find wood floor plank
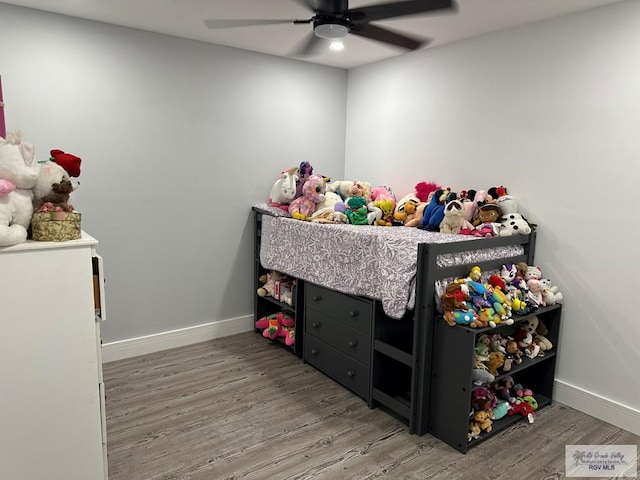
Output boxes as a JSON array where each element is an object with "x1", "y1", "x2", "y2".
[{"x1": 105, "y1": 332, "x2": 639, "y2": 480}]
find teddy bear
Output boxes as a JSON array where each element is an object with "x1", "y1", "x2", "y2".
[
  {"x1": 485, "y1": 351, "x2": 505, "y2": 376},
  {"x1": 471, "y1": 410, "x2": 493, "y2": 433},
  {"x1": 0, "y1": 131, "x2": 41, "y2": 246},
  {"x1": 35, "y1": 179, "x2": 75, "y2": 212},
  {"x1": 32, "y1": 149, "x2": 81, "y2": 209},
  {"x1": 257, "y1": 271, "x2": 288, "y2": 297},
  {"x1": 521, "y1": 315, "x2": 553, "y2": 352},
  {"x1": 503, "y1": 338, "x2": 523, "y2": 370},
  {"x1": 439, "y1": 199, "x2": 473, "y2": 234},
  {"x1": 288, "y1": 174, "x2": 326, "y2": 220}
]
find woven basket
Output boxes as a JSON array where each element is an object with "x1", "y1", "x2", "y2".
[{"x1": 31, "y1": 211, "x2": 81, "y2": 242}]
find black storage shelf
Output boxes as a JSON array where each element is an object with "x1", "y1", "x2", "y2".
[
  {"x1": 429, "y1": 304, "x2": 562, "y2": 453},
  {"x1": 254, "y1": 209, "x2": 304, "y2": 358}
]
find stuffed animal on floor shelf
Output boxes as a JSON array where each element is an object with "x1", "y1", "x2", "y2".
[
  {"x1": 255, "y1": 312, "x2": 295, "y2": 345},
  {"x1": 257, "y1": 271, "x2": 288, "y2": 298}
]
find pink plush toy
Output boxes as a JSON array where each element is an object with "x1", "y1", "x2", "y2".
[
  {"x1": 288, "y1": 174, "x2": 325, "y2": 221},
  {"x1": 255, "y1": 312, "x2": 295, "y2": 345}
]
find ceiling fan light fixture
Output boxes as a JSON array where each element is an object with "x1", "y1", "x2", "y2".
[
  {"x1": 329, "y1": 40, "x2": 344, "y2": 52},
  {"x1": 314, "y1": 22, "x2": 349, "y2": 39}
]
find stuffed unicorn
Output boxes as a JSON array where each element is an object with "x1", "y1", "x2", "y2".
[
  {"x1": 288, "y1": 174, "x2": 325, "y2": 221},
  {"x1": 0, "y1": 131, "x2": 40, "y2": 246}
]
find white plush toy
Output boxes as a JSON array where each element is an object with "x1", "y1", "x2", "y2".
[
  {"x1": 499, "y1": 213, "x2": 532, "y2": 236},
  {"x1": 0, "y1": 132, "x2": 40, "y2": 246}
]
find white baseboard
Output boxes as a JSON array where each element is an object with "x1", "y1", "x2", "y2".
[
  {"x1": 555, "y1": 379, "x2": 640, "y2": 436},
  {"x1": 102, "y1": 315, "x2": 254, "y2": 363}
]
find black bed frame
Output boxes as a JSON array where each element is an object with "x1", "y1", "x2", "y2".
[{"x1": 253, "y1": 207, "x2": 537, "y2": 438}]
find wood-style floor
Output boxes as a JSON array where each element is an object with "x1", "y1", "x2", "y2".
[{"x1": 104, "y1": 332, "x2": 638, "y2": 480}]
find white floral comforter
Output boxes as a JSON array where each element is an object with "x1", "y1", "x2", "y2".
[{"x1": 254, "y1": 204, "x2": 523, "y2": 319}]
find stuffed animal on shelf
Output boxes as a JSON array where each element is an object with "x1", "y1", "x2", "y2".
[
  {"x1": 421, "y1": 188, "x2": 456, "y2": 231},
  {"x1": 521, "y1": 315, "x2": 553, "y2": 352},
  {"x1": 34, "y1": 179, "x2": 75, "y2": 212},
  {"x1": 345, "y1": 195, "x2": 370, "y2": 225},
  {"x1": 310, "y1": 191, "x2": 348, "y2": 224},
  {"x1": 269, "y1": 167, "x2": 298, "y2": 211},
  {"x1": 327, "y1": 179, "x2": 372, "y2": 203},
  {"x1": 32, "y1": 148, "x2": 81, "y2": 210},
  {"x1": 439, "y1": 199, "x2": 473, "y2": 234},
  {"x1": 471, "y1": 410, "x2": 493, "y2": 434},
  {"x1": 0, "y1": 131, "x2": 40, "y2": 246},
  {"x1": 294, "y1": 161, "x2": 313, "y2": 200},
  {"x1": 499, "y1": 213, "x2": 532, "y2": 236},
  {"x1": 472, "y1": 203, "x2": 502, "y2": 237},
  {"x1": 257, "y1": 271, "x2": 288, "y2": 298},
  {"x1": 255, "y1": 311, "x2": 295, "y2": 345},
  {"x1": 371, "y1": 198, "x2": 395, "y2": 226},
  {"x1": 541, "y1": 278, "x2": 564, "y2": 305},
  {"x1": 288, "y1": 174, "x2": 326, "y2": 221}
]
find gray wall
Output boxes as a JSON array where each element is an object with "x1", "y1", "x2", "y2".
[
  {"x1": 346, "y1": 2, "x2": 640, "y2": 421},
  {"x1": 0, "y1": 3, "x2": 347, "y2": 343}
]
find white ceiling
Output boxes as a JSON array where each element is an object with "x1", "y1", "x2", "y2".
[{"x1": 2, "y1": 0, "x2": 626, "y2": 68}]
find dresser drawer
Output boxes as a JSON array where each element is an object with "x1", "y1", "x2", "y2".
[
  {"x1": 304, "y1": 334, "x2": 369, "y2": 400},
  {"x1": 306, "y1": 309, "x2": 371, "y2": 366},
  {"x1": 305, "y1": 283, "x2": 372, "y2": 334}
]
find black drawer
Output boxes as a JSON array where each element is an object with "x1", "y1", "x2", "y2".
[
  {"x1": 305, "y1": 283, "x2": 372, "y2": 335},
  {"x1": 306, "y1": 309, "x2": 371, "y2": 366},
  {"x1": 304, "y1": 334, "x2": 369, "y2": 400}
]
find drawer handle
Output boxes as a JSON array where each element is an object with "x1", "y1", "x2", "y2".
[
  {"x1": 348, "y1": 340, "x2": 358, "y2": 347},
  {"x1": 312, "y1": 322, "x2": 321, "y2": 329},
  {"x1": 311, "y1": 348, "x2": 319, "y2": 355},
  {"x1": 350, "y1": 310, "x2": 359, "y2": 317},
  {"x1": 313, "y1": 295, "x2": 322, "y2": 302},
  {"x1": 347, "y1": 370, "x2": 355, "y2": 377}
]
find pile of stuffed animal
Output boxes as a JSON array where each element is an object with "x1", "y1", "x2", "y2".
[
  {"x1": 255, "y1": 270, "x2": 296, "y2": 346},
  {"x1": 436, "y1": 262, "x2": 563, "y2": 442},
  {"x1": 267, "y1": 164, "x2": 532, "y2": 236},
  {"x1": 469, "y1": 375, "x2": 540, "y2": 442},
  {"x1": 0, "y1": 130, "x2": 81, "y2": 246},
  {"x1": 468, "y1": 314, "x2": 556, "y2": 442},
  {"x1": 439, "y1": 263, "x2": 563, "y2": 329}
]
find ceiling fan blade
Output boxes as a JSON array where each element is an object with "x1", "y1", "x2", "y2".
[
  {"x1": 291, "y1": 31, "x2": 326, "y2": 57},
  {"x1": 350, "y1": 23, "x2": 429, "y2": 50},
  {"x1": 204, "y1": 19, "x2": 296, "y2": 29},
  {"x1": 349, "y1": 0, "x2": 457, "y2": 23},
  {"x1": 291, "y1": 0, "x2": 318, "y2": 13}
]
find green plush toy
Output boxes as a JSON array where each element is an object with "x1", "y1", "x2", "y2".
[{"x1": 345, "y1": 196, "x2": 369, "y2": 225}]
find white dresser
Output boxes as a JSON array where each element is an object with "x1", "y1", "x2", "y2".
[{"x1": 0, "y1": 232, "x2": 107, "y2": 480}]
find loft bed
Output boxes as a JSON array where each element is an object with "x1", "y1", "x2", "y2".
[{"x1": 252, "y1": 203, "x2": 536, "y2": 435}]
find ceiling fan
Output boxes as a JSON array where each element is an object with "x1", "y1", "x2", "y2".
[{"x1": 204, "y1": 0, "x2": 458, "y2": 56}]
